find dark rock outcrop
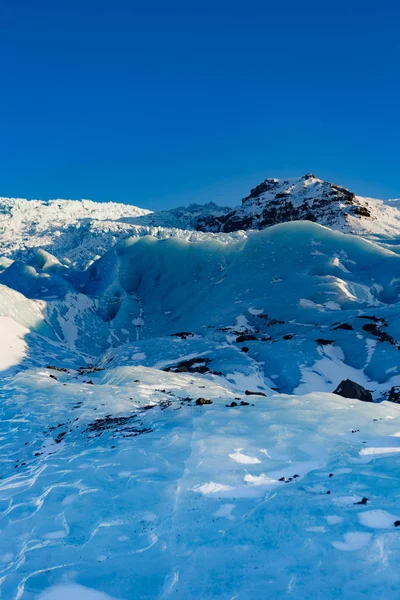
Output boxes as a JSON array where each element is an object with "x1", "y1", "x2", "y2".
[
  {"x1": 315, "y1": 338, "x2": 334, "y2": 346},
  {"x1": 195, "y1": 397, "x2": 213, "y2": 406},
  {"x1": 388, "y1": 386, "x2": 400, "y2": 403},
  {"x1": 333, "y1": 323, "x2": 353, "y2": 331},
  {"x1": 333, "y1": 379, "x2": 373, "y2": 402},
  {"x1": 196, "y1": 174, "x2": 372, "y2": 234}
]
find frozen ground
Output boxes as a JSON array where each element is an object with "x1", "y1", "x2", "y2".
[
  {"x1": 1, "y1": 184, "x2": 400, "y2": 598},
  {"x1": 2, "y1": 363, "x2": 400, "y2": 599}
]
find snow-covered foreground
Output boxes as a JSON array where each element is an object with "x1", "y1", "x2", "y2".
[{"x1": 1, "y1": 362, "x2": 400, "y2": 599}]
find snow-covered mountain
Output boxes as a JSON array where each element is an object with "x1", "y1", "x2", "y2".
[
  {"x1": 196, "y1": 173, "x2": 400, "y2": 237},
  {"x1": 2, "y1": 175, "x2": 400, "y2": 599}
]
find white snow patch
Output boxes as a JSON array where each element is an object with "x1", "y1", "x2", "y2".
[
  {"x1": 229, "y1": 448, "x2": 261, "y2": 464},
  {"x1": 332, "y1": 532, "x2": 372, "y2": 551},
  {"x1": 39, "y1": 583, "x2": 117, "y2": 600},
  {"x1": 358, "y1": 510, "x2": 400, "y2": 529}
]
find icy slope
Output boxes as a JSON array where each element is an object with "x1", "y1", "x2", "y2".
[{"x1": 2, "y1": 221, "x2": 400, "y2": 396}]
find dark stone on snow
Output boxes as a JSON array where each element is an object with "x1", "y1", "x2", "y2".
[
  {"x1": 283, "y1": 334, "x2": 293, "y2": 340},
  {"x1": 85, "y1": 414, "x2": 152, "y2": 437},
  {"x1": 333, "y1": 379, "x2": 373, "y2": 402},
  {"x1": 333, "y1": 323, "x2": 353, "y2": 331},
  {"x1": 245, "y1": 390, "x2": 267, "y2": 397},
  {"x1": 170, "y1": 332, "x2": 194, "y2": 339},
  {"x1": 315, "y1": 338, "x2": 334, "y2": 345},
  {"x1": 195, "y1": 397, "x2": 213, "y2": 406},
  {"x1": 236, "y1": 334, "x2": 258, "y2": 343},
  {"x1": 361, "y1": 323, "x2": 398, "y2": 347},
  {"x1": 226, "y1": 401, "x2": 238, "y2": 407},
  {"x1": 241, "y1": 346, "x2": 249, "y2": 353},
  {"x1": 354, "y1": 497, "x2": 369, "y2": 505},
  {"x1": 357, "y1": 315, "x2": 388, "y2": 325},
  {"x1": 240, "y1": 401, "x2": 250, "y2": 406},
  {"x1": 164, "y1": 357, "x2": 212, "y2": 374},
  {"x1": 353, "y1": 206, "x2": 371, "y2": 218},
  {"x1": 394, "y1": 521, "x2": 400, "y2": 527},
  {"x1": 388, "y1": 386, "x2": 400, "y2": 403}
]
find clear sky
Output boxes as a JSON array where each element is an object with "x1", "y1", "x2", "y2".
[{"x1": 0, "y1": 0, "x2": 399, "y2": 209}]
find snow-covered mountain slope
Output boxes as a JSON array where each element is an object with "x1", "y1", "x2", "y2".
[
  {"x1": 196, "y1": 174, "x2": 400, "y2": 238},
  {"x1": 2, "y1": 174, "x2": 400, "y2": 267},
  {"x1": 2, "y1": 178, "x2": 400, "y2": 598}
]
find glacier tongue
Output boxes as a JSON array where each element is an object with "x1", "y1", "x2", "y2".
[{"x1": 1, "y1": 182, "x2": 400, "y2": 597}]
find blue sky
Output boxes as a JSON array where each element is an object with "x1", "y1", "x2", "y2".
[{"x1": 0, "y1": 0, "x2": 399, "y2": 209}]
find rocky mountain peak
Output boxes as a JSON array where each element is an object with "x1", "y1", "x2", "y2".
[{"x1": 195, "y1": 174, "x2": 382, "y2": 233}]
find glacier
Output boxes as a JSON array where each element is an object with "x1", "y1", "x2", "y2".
[{"x1": 1, "y1": 176, "x2": 400, "y2": 599}]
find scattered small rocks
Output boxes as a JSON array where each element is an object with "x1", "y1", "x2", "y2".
[
  {"x1": 77, "y1": 366, "x2": 104, "y2": 375},
  {"x1": 164, "y1": 357, "x2": 222, "y2": 375},
  {"x1": 226, "y1": 400, "x2": 251, "y2": 407},
  {"x1": 85, "y1": 414, "x2": 152, "y2": 438},
  {"x1": 55, "y1": 431, "x2": 66, "y2": 444}
]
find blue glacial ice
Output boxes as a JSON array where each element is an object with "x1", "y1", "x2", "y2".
[{"x1": 0, "y1": 222, "x2": 400, "y2": 598}]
